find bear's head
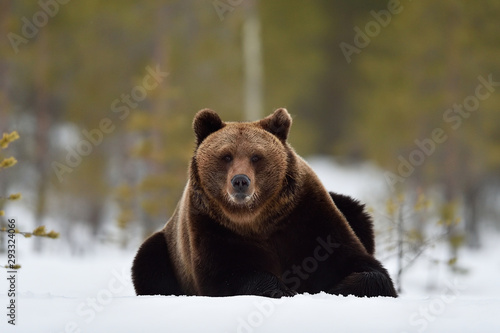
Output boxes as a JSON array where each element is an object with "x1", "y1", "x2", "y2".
[{"x1": 192, "y1": 108, "x2": 293, "y2": 225}]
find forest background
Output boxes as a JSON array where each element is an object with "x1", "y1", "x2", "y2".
[{"x1": 1, "y1": 0, "x2": 500, "y2": 258}]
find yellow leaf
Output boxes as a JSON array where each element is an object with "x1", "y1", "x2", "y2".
[
  {"x1": 46, "y1": 230, "x2": 60, "y2": 239},
  {"x1": 8, "y1": 193, "x2": 22, "y2": 201},
  {"x1": 8, "y1": 131, "x2": 20, "y2": 142},
  {"x1": 32, "y1": 225, "x2": 47, "y2": 236},
  {"x1": 0, "y1": 131, "x2": 20, "y2": 149},
  {"x1": 0, "y1": 157, "x2": 17, "y2": 168}
]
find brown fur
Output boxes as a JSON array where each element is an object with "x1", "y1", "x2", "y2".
[{"x1": 132, "y1": 108, "x2": 397, "y2": 298}]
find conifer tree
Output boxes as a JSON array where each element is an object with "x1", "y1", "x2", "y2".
[{"x1": 345, "y1": 0, "x2": 500, "y2": 247}]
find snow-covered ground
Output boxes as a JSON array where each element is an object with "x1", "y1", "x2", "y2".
[{"x1": 1, "y1": 157, "x2": 499, "y2": 332}]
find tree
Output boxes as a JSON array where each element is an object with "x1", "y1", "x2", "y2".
[
  {"x1": 380, "y1": 191, "x2": 461, "y2": 292},
  {"x1": 1, "y1": 131, "x2": 59, "y2": 260},
  {"x1": 242, "y1": 0, "x2": 263, "y2": 121},
  {"x1": 344, "y1": 0, "x2": 500, "y2": 248}
]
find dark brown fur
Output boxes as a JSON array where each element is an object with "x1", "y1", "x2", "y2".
[{"x1": 132, "y1": 108, "x2": 397, "y2": 298}]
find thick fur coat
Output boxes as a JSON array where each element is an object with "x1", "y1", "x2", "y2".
[{"x1": 132, "y1": 108, "x2": 397, "y2": 298}]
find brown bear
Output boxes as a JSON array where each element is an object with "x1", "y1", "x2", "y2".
[{"x1": 132, "y1": 108, "x2": 397, "y2": 298}]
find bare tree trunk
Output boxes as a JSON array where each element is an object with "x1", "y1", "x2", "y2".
[
  {"x1": 242, "y1": 0, "x2": 263, "y2": 121},
  {"x1": 464, "y1": 182, "x2": 481, "y2": 249},
  {"x1": 442, "y1": 0, "x2": 463, "y2": 263},
  {"x1": 396, "y1": 202, "x2": 404, "y2": 293}
]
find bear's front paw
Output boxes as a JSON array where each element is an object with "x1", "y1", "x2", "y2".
[
  {"x1": 260, "y1": 287, "x2": 297, "y2": 298},
  {"x1": 230, "y1": 271, "x2": 297, "y2": 298},
  {"x1": 258, "y1": 278, "x2": 297, "y2": 298}
]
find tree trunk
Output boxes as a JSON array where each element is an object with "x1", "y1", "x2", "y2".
[
  {"x1": 396, "y1": 203, "x2": 404, "y2": 293},
  {"x1": 464, "y1": 182, "x2": 481, "y2": 249},
  {"x1": 242, "y1": 0, "x2": 263, "y2": 121},
  {"x1": 442, "y1": 0, "x2": 463, "y2": 263}
]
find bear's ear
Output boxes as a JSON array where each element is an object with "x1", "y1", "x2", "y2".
[
  {"x1": 259, "y1": 108, "x2": 292, "y2": 142},
  {"x1": 193, "y1": 109, "x2": 225, "y2": 146}
]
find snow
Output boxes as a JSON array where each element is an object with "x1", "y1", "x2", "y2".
[{"x1": 1, "y1": 157, "x2": 500, "y2": 332}]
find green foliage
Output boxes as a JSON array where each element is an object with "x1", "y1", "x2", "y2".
[
  {"x1": 438, "y1": 201, "x2": 461, "y2": 227},
  {"x1": 114, "y1": 183, "x2": 135, "y2": 233},
  {"x1": 345, "y1": 0, "x2": 500, "y2": 187}
]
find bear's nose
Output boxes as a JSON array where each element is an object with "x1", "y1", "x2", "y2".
[{"x1": 231, "y1": 174, "x2": 251, "y2": 193}]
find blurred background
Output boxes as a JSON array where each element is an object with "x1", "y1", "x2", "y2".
[{"x1": 0, "y1": 0, "x2": 500, "y2": 275}]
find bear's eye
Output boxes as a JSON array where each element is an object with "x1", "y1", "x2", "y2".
[
  {"x1": 251, "y1": 155, "x2": 261, "y2": 163},
  {"x1": 222, "y1": 154, "x2": 233, "y2": 163}
]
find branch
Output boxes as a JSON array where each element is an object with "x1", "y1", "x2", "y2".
[
  {"x1": 0, "y1": 225, "x2": 60, "y2": 239},
  {"x1": 0, "y1": 131, "x2": 19, "y2": 149}
]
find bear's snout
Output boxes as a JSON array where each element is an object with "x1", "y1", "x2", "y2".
[
  {"x1": 231, "y1": 174, "x2": 251, "y2": 193},
  {"x1": 229, "y1": 174, "x2": 254, "y2": 204}
]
